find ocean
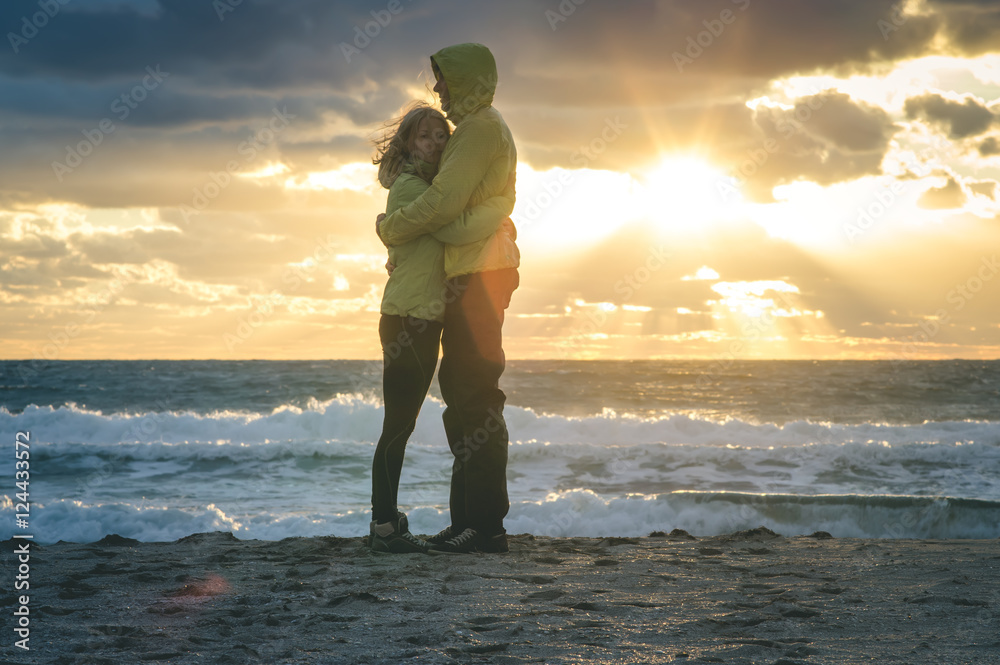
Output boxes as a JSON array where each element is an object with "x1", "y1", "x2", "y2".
[{"x1": 2, "y1": 359, "x2": 998, "y2": 544}]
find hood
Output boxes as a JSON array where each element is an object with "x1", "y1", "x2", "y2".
[{"x1": 430, "y1": 43, "x2": 497, "y2": 124}]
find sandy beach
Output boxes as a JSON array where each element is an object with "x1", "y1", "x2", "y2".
[{"x1": 4, "y1": 528, "x2": 998, "y2": 664}]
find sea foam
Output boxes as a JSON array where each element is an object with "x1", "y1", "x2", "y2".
[{"x1": 2, "y1": 396, "x2": 998, "y2": 543}]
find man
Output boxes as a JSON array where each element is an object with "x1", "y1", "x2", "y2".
[{"x1": 377, "y1": 43, "x2": 519, "y2": 554}]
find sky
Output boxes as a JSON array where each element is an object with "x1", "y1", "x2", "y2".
[{"x1": 2, "y1": 0, "x2": 1000, "y2": 361}]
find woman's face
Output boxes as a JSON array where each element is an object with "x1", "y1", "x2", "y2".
[{"x1": 411, "y1": 117, "x2": 449, "y2": 166}]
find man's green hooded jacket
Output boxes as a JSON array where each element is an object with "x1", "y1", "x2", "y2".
[
  {"x1": 379, "y1": 43, "x2": 519, "y2": 279},
  {"x1": 380, "y1": 160, "x2": 513, "y2": 322}
]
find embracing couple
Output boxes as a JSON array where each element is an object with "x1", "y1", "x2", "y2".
[{"x1": 369, "y1": 43, "x2": 519, "y2": 555}]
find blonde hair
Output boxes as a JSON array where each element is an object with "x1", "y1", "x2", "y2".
[{"x1": 372, "y1": 103, "x2": 449, "y2": 189}]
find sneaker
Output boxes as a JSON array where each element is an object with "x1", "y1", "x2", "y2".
[
  {"x1": 396, "y1": 511, "x2": 409, "y2": 535},
  {"x1": 369, "y1": 515, "x2": 429, "y2": 554},
  {"x1": 428, "y1": 527, "x2": 479, "y2": 554},
  {"x1": 477, "y1": 530, "x2": 509, "y2": 554},
  {"x1": 426, "y1": 525, "x2": 457, "y2": 545},
  {"x1": 366, "y1": 511, "x2": 412, "y2": 546}
]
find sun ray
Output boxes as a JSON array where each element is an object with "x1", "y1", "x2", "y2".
[{"x1": 636, "y1": 154, "x2": 742, "y2": 233}]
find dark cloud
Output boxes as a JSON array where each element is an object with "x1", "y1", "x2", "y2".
[
  {"x1": 0, "y1": 0, "x2": 947, "y2": 89},
  {"x1": 930, "y1": 0, "x2": 1000, "y2": 56},
  {"x1": 0, "y1": 0, "x2": 959, "y2": 168},
  {"x1": 789, "y1": 91, "x2": 898, "y2": 152},
  {"x1": 904, "y1": 92, "x2": 996, "y2": 138},
  {"x1": 1, "y1": 0, "x2": 348, "y2": 83},
  {"x1": 518, "y1": 0, "x2": 940, "y2": 81},
  {"x1": 0, "y1": 0, "x2": 992, "y2": 210},
  {"x1": 727, "y1": 90, "x2": 899, "y2": 202},
  {"x1": 979, "y1": 135, "x2": 1000, "y2": 156}
]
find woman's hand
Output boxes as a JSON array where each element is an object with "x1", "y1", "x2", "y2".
[{"x1": 385, "y1": 259, "x2": 396, "y2": 276}]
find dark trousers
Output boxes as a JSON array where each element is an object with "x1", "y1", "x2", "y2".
[
  {"x1": 371, "y1": 314, "x2": 443, "y2": 524},
  {"x1": 438, "y1": 268, "x2": 519, "y2": 536}
]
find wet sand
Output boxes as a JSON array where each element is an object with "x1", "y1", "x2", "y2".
[{"x1": 4, "y1": 528, "x2": 999, "y2": 664}]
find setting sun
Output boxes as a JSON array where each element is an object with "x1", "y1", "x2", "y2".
[{"x1": 637, "y1": 155, "x2": 738, "y2": 232}]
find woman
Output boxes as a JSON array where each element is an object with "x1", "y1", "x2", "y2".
[{"x1": 369, "y1": 103, "x2": 514, "y2": 553}]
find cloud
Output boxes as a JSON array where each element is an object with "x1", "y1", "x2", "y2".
[
  {"x1": 0, "y1": 0, "x2": 988, "y2": 204},
  {"x1": 0, "y1": 0, "x2": 958, "y2": 188},
  {"x1": 732, "y1": 90, "x2": 899, "y2": 201},
  {"x1": 917, "y1": 176, "x2": 968, "y2": 209},
  {"x1": 969, "y1": 179, "x2": 998, "y2": 199},
  {"x1": 904, "y1": 92, "x2": 996, "y2": 138},
  {"x1": 1, "y1": 1, "x2": 357, "y2": 84},
  {"x1": 930, "y1": 0, "x2": 1000, "y2": 55},
  {"x1": 980, "y1": 135, "x2": 1000, "y2": 156},
  {"x1": 789, "y1": 90, "x2": 899, "y2": 152}
]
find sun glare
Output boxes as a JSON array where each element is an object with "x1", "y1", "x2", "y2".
[
  {"x1": 285, "y1": 163, "x2": 378, "y2": 192},
  {"x1": 637, "y1": 155, "x2": 738, "y2": 232},
  {"x1": 515, "y1": 155, "x2": 743, "y2": 251}
]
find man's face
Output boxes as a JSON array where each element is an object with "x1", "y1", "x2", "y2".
[{"x1": 434, "y1": 70, "x2": 450, "y2": 113}]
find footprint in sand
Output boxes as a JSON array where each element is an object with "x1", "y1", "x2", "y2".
[
  {"x1": 779, "y1": 605, "x2": 822, "y2": 618},
  {"x1": 39, "y1": 605, "x2": 77, "y2": 616},
  {"x1": 531, "y1": 556, "x2": 564, "y2": 564},
  {"x1": 325, "y1": 592, "x2": 383, "y2": 607},
  {"x1": 57, "y1": 580, "x2": 100, "y2": 600},
  {"x1": 520, "y1": 589, "x2": 566, "y2": 603},
  {"x1": 404, "y1": 633, "x2": 443, "y2": 646},
  {"x1": 138, "y1": 651, "x2": 187, "y2": 661},
  {"x1": 87, "y1": 562, "x2": 130, "y2": 575},
  {"x1": 464, "y1": 615, "x2": 511, "y2": 634},
  {"x1": 88, "y1": 624, "x2": 145, "y2": 636}
]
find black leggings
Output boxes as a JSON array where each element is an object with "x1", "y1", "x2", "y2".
[{"x1": 370, "y1": 314, "x2": 443, "y2": 524}]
